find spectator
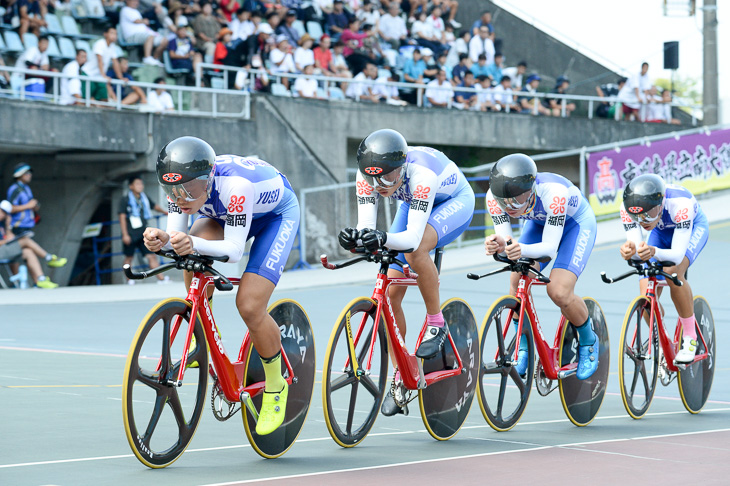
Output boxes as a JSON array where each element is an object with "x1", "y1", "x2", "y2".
[
  {"x1": 435, "y1": 52, "x2": 452, "y2": 81},
  {"x1": 81, "y1": 26, "x2": 123, "y2": 103},
  {"x1": 470, "y1": 53, "x2": 489, "y2": 79},
  {"x1": 313, "y1": 34, "x2": 335, "y2": 75},
  {"x1": 240, "y1": 22, "x2": 275, "y2": 68},
  {"x1": 404, "y1": 0, "x2": 427, "y2": 22},
  {"x1": 618, "y1": 62, "x2": 650, "y2": 121},
  {"x1": 453, "y1": 70, "x2": 478, "y2": 110},
  {"x1": 53, "y1": 0, "x2": 73, "y2": 16},
  {"x1": 425, "y1": 68, "x2": 452, "y2": 108},
  {"x1": 147, "y1": 77, "x2": 175, "y2": 112},
  {"x1": 432, "y1": 0, "x2": 460, "y2": 28},
  {"x1": 234, "y1": 54, "x2": 270, "y2": 92},
  {"x1": 421, "y1": 48, "x2": 438, "y2": 81},
  {"x1": 445, "y1": 29, "x2": 469, "y2": 67},
  {"x1": 231, "y1": 8, "x2": 255, "y2": 42},
  {"x1": 501, "y1": 60, "x2": 526, "y2": 91},
  {"x1": 595, "y1": 76, "x2": 626, "y2": 118},
  {"x1": 293, "y1": 63, "x2": 321, "y2": 98},
  {"x1": 326, "y1": 0, "x2": 350, "y2": 37},
  {"x1": 492, "y1": 75, "x2": 520, "y2": 112},
  {"x1": 377, "y1": 2, "x2": 407, "y2": 49},
  {"x1": 0, "y1": 200, "x2": 63, "y2": 289},
  {"x1": 331, "y1": 40, "x2": 350, "y2": 75},
  {"x1": 120, "y1": 0, "x2": 167, "y2": 66},
  {"x1": 411, "y1": 10, "x2": 445, "y2": 57},
  {"x1": 357, "y1": 0, "x2": 379, "y2": 26},
  {"x1": 107, "y1": 57, "x2": 147, "y2": 106},
  {"x1": 192, "y1": 3, "x2": 223, "y2": 60},
  {"x1": 15, "y1": 33, "x2": 50, "y2": 72},
  {"x1": 471, "y1": 10, "x2": 493, "y2": 38},
  {"x1": 474, "y1": 74, "x2": 495, "y2": 111},
  {"x1": 276, "y1": 8, "x2": 300, "y2": 46},
  {"x1": 518, "y1": 74, "x2": 551, "y2": 116},
  {"x1": 468, "y1": 25, "x2": 494, "y2": 65},
  {"x1": 0, "y1": 55, "x2": 11, "y2": 90},
  {"x1": 485, "y1": 52, "x2": 504, "y2": 85},
  {"x1": 544, "y1": 75, "x2": 576, "y2": 117},
  {"x1": 426, "y1": 5, "x2": 445, "y2": 41},
  {"x1": 341, "y1": 18, "x2": 369, "y2": 57},
  {"x1": 213, "y1": 27, "x2": 233, "y2": 65},
  {"x1": 219, "y1": 0, "x2": 241, "y2": 23},
  {"x1": 294, "y1": 33, "x2": 315, "y2": 72},
  {"x1": 375, "y1": 68, "x2": 406, "y2": 105},
  {"x1": 60, "y1": 49, "x2": 86, "y2": 106},
  {"x1": 403, "y1": 48, "x2": 426, "y2": 84},
  {"x1": 18, "y1": 0, "x2": 47, "y2": 39},
  {"x1": 314, "y1": 0, "x2": 334, "y2": 17},
  {"x1": 118, "y1": 175, "x2": 168, "y2": 284},
  {"x1": 265, "y1": 11, "x2": 282, "y2": 32},
  {"x1": 345, "y1": 62, "x2": 380, "y2": 102},
  {"x1": 645, "y1": 87, "x2": 680, "y2": 124},
  {"x1": 443, "y1": 22, "x2": 456, "y2": 47},
  {"x1": 269, "y1": 35, "x2": 296, "y2": 86},
  {"x1": 168, "y1": 25, "x2": 202, "y2": 75},
  {"x1": 451, "y1": 52, "x2": 470, "y2": 85}
]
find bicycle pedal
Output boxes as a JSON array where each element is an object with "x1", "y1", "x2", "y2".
[{"x1": 673, "y1": 361, "x2": 688, "y2": 371}]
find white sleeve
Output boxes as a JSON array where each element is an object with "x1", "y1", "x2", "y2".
[
  {"x1": 519, "y1": 187, "x2": 567, "y2": 260},
  {"x1": 620, "y1": 204, "x2": 643, "y2": 245},
  {"x1": 486, "y1": 190, "x2": 514, "y2": 242},
  {"x1": 653, "y1": 200, "x2": 695, "y2": 265},
  {"x1": 162, "y1": 198, "x2": 190, "y2": 250},
  {"x1": 354, "y1": 171, "x2": 379, "y2": 231},
  {"x1": 384, "y1": 169, "x2": 438, "y2": 251},
  {"x1": 188, "y1": 178, "x2": 254, "y2": 263}
]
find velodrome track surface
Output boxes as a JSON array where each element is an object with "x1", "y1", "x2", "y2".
[{"x1": 1, "y1": 221, "x2": 730, "y2": 485}]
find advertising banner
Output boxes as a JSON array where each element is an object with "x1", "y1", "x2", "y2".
[{"x1": 586, "y1": 128, "x2": 730, "y2": 216}]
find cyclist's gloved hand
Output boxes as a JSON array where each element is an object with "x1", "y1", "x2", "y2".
[
  {"x1": 360, "y1": 228, "x2": 387, "y2": 253},
  {"x1": 338, "y1": 227, "x2": 360, "y2": 251}
]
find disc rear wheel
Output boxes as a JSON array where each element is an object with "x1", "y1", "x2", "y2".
[{"x1": 678, "y1": 296, "x2": 716, "y2": 414}]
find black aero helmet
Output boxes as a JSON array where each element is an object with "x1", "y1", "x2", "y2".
[
  {"x1": 623, "y1": 174, "x2": 665, "y2": 223},
  {"x1": 490, "y1": 153, "x2": 537, "y2": 211},
  {"x1": 156, "y1": 136, "x2": 216, "y2": 202},
  {"x1": 357, "y1": 129, "x2": 408, "y2": 188}
]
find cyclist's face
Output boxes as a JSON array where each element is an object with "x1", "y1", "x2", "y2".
[
  {"x1": 164, "y1": 179, "x2": 209, "y2": 213},
  {"x1": 374, "y1": 177, "x2": 403, "y2": 197},
  {"x1": 496, "y1": 190, "x2": 533, "y2": 217}
]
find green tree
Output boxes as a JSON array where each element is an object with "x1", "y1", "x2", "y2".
[{"x1": 654, "y1": 75, "x2": 701, "y2": 115}]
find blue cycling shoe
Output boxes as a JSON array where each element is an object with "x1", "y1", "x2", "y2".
[
  {"x1": 514, "y1": 349, "x2": 529, "y2": 378},
  {"x1": 576, "y1": 337, "x2": 599, "y2": 380}
]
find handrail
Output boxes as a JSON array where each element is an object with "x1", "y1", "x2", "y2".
[{"x1": 0, "y1": 65, "x2": 251, "y2": 118}]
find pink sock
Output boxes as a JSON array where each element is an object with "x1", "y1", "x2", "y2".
[
  {"x1": 679, "y1": 315, "x2": 697, "y2": 340},
  {"x1": 427, "y1": 312, "x2": 445, "y2": 328}
]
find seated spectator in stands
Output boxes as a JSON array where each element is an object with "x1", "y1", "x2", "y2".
[
  {"x1": 269, "y1": 35, "x2": 296, "y2": 87},
  {"x1": 293, "y1": 63, "x2": 321, "y2": 98},
  {"x1": 435, "y1": 52, "x2": 452, "y2": 82},
  {"x1": 219, "y1": 0, "x2": 241, "y2": 23},
  {"x1": 471, "y1": 10, "x2": 493, "y2": 37},
  {"x1": 120, "y1": 0, "x2": 167, "y2": 66},
  {"x1": 470, "y1": 53, "x2": 489, "y2": 79},
  {"x1": 168, "y1": 25, "x2": 202, "y2": 74},
  {"x1": 645, "y1": 87, "x2": 680, "y2": 124},
  {"x1": 240, "y1": 22, "x2": 274, "y2": 67},
  {"x1": 59, "y1": 49, "x2": 86, "y2": 106},
  {"x1": 404, "y1": 0, "x2": 427, "y2": 22},
  {"x1": 502, "y1": 60, "x2": 526, "y2": 91},
  {"x1": 445, "y1": 29, "x2": 470, "y2": 67},
  {"x1": 475, "y1": 74, "x2": 496, "y2": 111},
  {"x1": 357, "y1": 0, "x2": 379, "y2": 26},
  {"x1": 234, "y1": 54, "x2": 270, "y2": 92},
  {"x1": 18, "y1": 0, "x2": 47, "y2": 39},
  {"x1": 276, "y1": 8, "x2": 300, "y2": 46},
  {"x1": 15, "y1": 33, "x2": 50, "y2": 73},
  {"x1": 595, "y1": 77, "x2": 626, "y2": 118},
  {"x1": 147, "y1": 77, "x2": 175, "y2": 112},
  {"x1": 326, "y1": 0, "x2": 350, "y2": 37},
  {"x1": 341, "y1": 18, "x2": 369, "y2": 57},
  {"x1": 485, "y1": 52, "x2": 504, "y2": 85},
  {"x1": 426, "y1": 5, "x2": 446, "y2": 41},
  {"x1": 314, "y1": 0, "x2": 334, "y2": 17},
  {"x1": 425, "y1": 68, "x2": 452, "y2": 108},
  {"x1": 432, "y1": 0, "x2": 461, "y2": 28},
  {"x1": 403, "y1": 48, "x2": 426, "y2": 84},
  {"x1": 0, "y1": 55, "x2": 11, "y2": 90},
  {"x1": 345, "y1": 62, "x2": 380, "y2": 102},
  {"x1": 443, "y1": 22, "x2": 456, "y2": 47},
  {"x1": 313, "y1": 34, "x2": 335, "y2": 75},
  {"x1": 377, "y1": 2, "x2": 407, "y2": 49},
  {"x1": 469, "y1": 25, "x2": 494, "y2": 65},
  {"x1": 192, "y1": 3, "x2": 223, "y2": 60},
  {"x1": 518, "y1": 74, "x2": 551, "y2": 116},
  {"x1": 295, "y1": 34, "x2": 315, "y2": 72},
  {"x1": 491, "y1": 75, "x2": 519, "y2": 112},
  {"x1": 231, "y1": 8, "x2": 256, "y2": 42},
  {"x1": 544, "y1": 75, "x2": 576, "y2": 116},
  {"x1": 107, "y1": 57, "x2": 147, "y2": 106},
  {"x1": 411, "y1": 11, "x2": 445, "y2": 57},
  {"x1": 453, "y1": 71, "x2": 478, "y2": 110},
  {"x1": 451, "y1": 52, "x2": 470, "y2": 86},
  {"x1": 331, "y1": 39, "x2": 350, "y2": 74},
  {"x1": 421, "y1": 48, "x2": 439, "y2": 81},
  {"x1": 375, "y1": 68, "x2": 406, "y2": 105},
  {"x1": 81, "y1": 26, "x2": 123, "y2": 103}
]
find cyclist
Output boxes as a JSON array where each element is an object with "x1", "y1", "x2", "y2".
[
  {"x1": 143, "y1": 136, "x2": 299, "y2": 436},
  {"x1": 618, "y1": 174, "x2": 709, "y2": 363},
  {"x1": 338, "y1": 129, "x2": 475, "y2": 416},
  {"x1": 484, "y1": 154, "x2": 599, "y2": 380}
]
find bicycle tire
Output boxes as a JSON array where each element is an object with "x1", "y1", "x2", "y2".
[
  {"x1": 419, "y1": 298, "x2": 479, "y2": 440},
  {"x1": 322, "y1": 297, "x2": 388, "y2": 448},
  {"x1": 678, "y1": 296, "x2": 716, "y2": 414},
  {"x1": 122, "y1": 298, "x2": 209, "y2": 468},
  {"x1": 242, "y1": 299, "x2": 316, "y2": 459},
  {"x1": 476, "y1": 295, "x2": 534, "y2": 432},
  {"x1": 558, "y1": 297, "x2": 610, "y2": 427},
  {"x1": 618, "y1": 296, "x2": 658, "y2": 419}
]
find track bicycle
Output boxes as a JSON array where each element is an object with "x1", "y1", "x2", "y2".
[
  {"x1": 602, "y1": 259, "x2": 715, "y2": 418},
  {"x1": 468, "y1": 253, "x2": 610, "y2": 430},
  {"x1": 320, "y1": 247, "x2": 478, "y2": 447},
  {"x1": 121, "y1": 251, "x2": 316, "y2": 468}
]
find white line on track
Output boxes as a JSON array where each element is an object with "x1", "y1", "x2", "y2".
[{"x1": 0, "y1": 346, "x2": 128, "y2": 358}]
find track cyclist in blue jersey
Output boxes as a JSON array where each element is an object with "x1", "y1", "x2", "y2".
[
  {"x1": 484, "y1": 154, "x2": 599, "y2": 380},
  {"x1": 619, "y1": 174, "x2": 709, "y2": 364},
  {"x1": 143, "y1": 136, "x2": 300, "y2": 435},
  {"x1": 338, "y1": 129, "x2": 476, "y2": 416}
]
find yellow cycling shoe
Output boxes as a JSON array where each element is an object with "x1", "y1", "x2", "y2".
[
  {"x1": 255, "y1": 384, "x2": 288, "y2": 436},
  {"x1": 47, "y1": 255, "x2": 68, "y2": 268},
  {"x1": 36, "y1": 278, "x2": 59, "y2": 289}
]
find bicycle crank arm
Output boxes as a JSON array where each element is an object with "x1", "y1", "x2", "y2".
[
  {"x1": 557, "y1": 368, "x2": 577, "y2": 379},
  {"x1": 240, "y1": 391, "x2": 259, "y2": 423}
]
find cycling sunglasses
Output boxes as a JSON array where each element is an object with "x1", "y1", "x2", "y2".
[
  {"x1": 362, "y1": 166, "x2": 404, "y2": 189},
  {"x1": 494, "y1": 191, "x2": 533, "y2": 212},
  {"x1": 627, "y1": 204, "x2": 662, "y2": 224},
  {"x1": 162, "y1": 176, "x2": 211, "y2": 203}
]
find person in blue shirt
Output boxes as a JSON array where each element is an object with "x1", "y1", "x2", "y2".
[
  {"x1": 451, "y1": 53, "x2": 470, "y2": 85},
  {"x1": 485, "y1": 52, "x2": 504, "y2": 84},
  {"x1": 454, "y1": 70, "x2": 479, "y2": 110},
  {"x1": 403, "y1": 48, "x2": 427, "y2": 83},
  {"x1": 470, "y1": 53, "x2": 490, "y2": 78},
  {"x1": 325, "y1": 0, "x2": 351, "y2": 38},
  {"x1": 107, "y1": 58, "x2": 147, "y2": 106}
]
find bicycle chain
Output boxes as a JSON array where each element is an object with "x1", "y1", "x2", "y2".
[
  {"x1": 390, "y1": 374, "x2": 416, "y2": 408},
  {"x1": 211, "y1": 380, "x2": 241, "y2": 421}
]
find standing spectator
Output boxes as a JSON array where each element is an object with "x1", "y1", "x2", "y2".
[
  {"x1": 241, "y1": 22, "x2": 274, "y2": 67},
  {"x1": 432, "y1": 0, "x2": 460, "y2": 28},
  {"x1": 341, "y1": 18, "x2": 368, "y2": 57},
  {"x1": 276, "y1": 8, "x2": 300, "y2": 46},
  {"x1": 445, "y1": 28, "x2": 469, "y2": 67},
  {"x1": 471, "y1": 10, "x2": 493, "y2": 37},
  {"x1": 485, "y1": 52, "x2": 504, "y2": 85},
  {"x1": 147, "y1": 77, "x2": 175, "y2": 112},
  {"x1": 377, "y1": 2, "x2": 407, "y2": 49},
  {"x1": 345, "y1": 62, "x2": 380, "y2": 102},
  {"x1": 518, "y1": 74, "x2": 551, "y2": 116},
  {"x1": 81, "y1": 26, "x2": 122, "y2": 103},
  {"x1": 468, "y1": 25, "x2": 494, "y2": 65},
  {"x1": 269, "y1": 35, "x2": 296, "y2": 86},
  {"x1": 120, "y1": 0, "x2": 167, "y2": 66},
  {"x1": 469, "y1": 53, "x2": 489, "y2": 79},
  {"x1": 60, "y1": 49, "x2": 86, "y2": 106},
  {"x1": 402, "y1": 48, "x2": 426, "y2": 84},
  {"x1": 544, "y1": 75, "x2": 576, "y2": 117},
  {"x1": 293, "y1": 63, "x2": 321, "y2": 98},
  {"x1": 294, "y1": 33, "x2": 315, "y2": 72},
  {"x1": 618, "y1": 62, "x2": 650, "y2": 121},
  {"x1": 453, "y1": 70, "x2": 478, "y2": 110},
  {"x1": 425, "y1": 68, "x2": 452, "y2": 108},
  {"x1": 313, "y1": 34, "x2": 334, "y2": 75},
  {"x1": 231, "y1": 8, "x2": 255, "y2": 42},
  {"x1": 451, "y1": 52, "x2": 470, "y2": 85},
  {"x1": 492, "y1": 75, "x2": 520, "y2": 112},
  {"x1": 192, "y1": 3, "x2": 223, "y2": 60},
  {"x1": 474, "y1": 74, "x2": 496, "y2": 111},
  {"x1": 18, "y1": 0, "x2": 47, "y2": 39},
  {"x1": 119, "y1": 175, "x2": 168, "y2": 285},
  {"x1": 326, "y1": 0, "x2": 350, "y2": 37},
  {"x1": 501, "y1": 60, "x2": 526, "y2": 91},
  {"x1": 595, "y1": 77, "x2": 626, "y2": 118},
  {"x1": 107, "y1": 57, "x2": 148, "y2": 106},
  {"x1": 357, "y1": 0, "x2": 379, "y2": 26}
]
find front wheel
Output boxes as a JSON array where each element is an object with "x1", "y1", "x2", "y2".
[
  {"x1": 122, "y1": 298, "x2": 209, "y2": 468},
  {"x1": 678, "y1": 296, "x2": 716, "y2": 414}
]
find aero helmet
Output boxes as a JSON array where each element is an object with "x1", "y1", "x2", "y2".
[
  {"x1": 623, "y1": 174, "x2": 665, "y2": 223},
  {"x1": 489, "y1": 153, "x2": 537, "y2": 212},
  {"x1": 357, "y1": 129, "x2": 408, "y2": 188},
  {"x1": 156, "y1": 137, "x2": 216, "y2": 202}
]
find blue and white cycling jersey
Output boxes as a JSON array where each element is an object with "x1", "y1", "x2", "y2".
[
  {"x1": 486, "y1": 172, "x2": 596, "y2": 276},
  {"x1": 356, "y1": 146, "x2": 474, "y2": 252},
  {"x1": 165, "y1": 155, "x2": 299, "y2": 284},
  {"x1": 621, "y1": 184, "x2": 708, "y2": 266}
]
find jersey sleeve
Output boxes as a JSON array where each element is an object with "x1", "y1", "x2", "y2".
[
  {"x1": 486, "y1": 190, "x2": 514, "y2": 242},
  {"x1": 163, "y1": 199, "x2": 190, "y2": 251},
  {"x1": 354, "y1": 171, "x2": 379, "y2": 231},
  {"x1": 653, "y1": 199, "x2": 695, "y2": 265},
  {"x1": 384, "y1": 169, "x2": 438, "y2": 251},
  {"x1": 620, "y1": 204, "x2": 644, "y2": 246},
  {"x1": 520, "y1": 187, "x2": 568, "y2": 260}
]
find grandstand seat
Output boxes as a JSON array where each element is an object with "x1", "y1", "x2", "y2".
[
  {"x1": 271, "y1": 83, "x2": 291, "y2": 97},
  {"x1": 378, "y1": 68, "x2": 391, "y2": 79},
  {"x1": 61, "y1": 15, "x2": 95, "y2": 39},
  {"x1": 163, "y1": 50, "x2": 190, "y2": 76},
  {"x1": 210, "y1": 76, "x2": 225, "y2": 90},
  {"x1": 83, "y1": 0, "x2": 106, "y2": 19},
  {"x1": 46, "y1": 36, "x2": 62, "y2": 58},
  {"x1": 43, "y1": 14, "x2": 65, "y2": 35},
  {"x1": 328, "y1": 86, "x2": 345, "y2": 100},
  {"x1": 306, "y1": 21, "x2": 324, "y2": 41},
  {"x1": 74, "y1": 39, "x2": 92, "y2": 55},
  {"x1": 292, "y1": 20, "x2": 306, "y2": 38},
  {"x1": 58, "y1": 36, "x2": 77, "y2": 59},
  {"x1": 116, "y1": 23, "x2": 142, "y2": 48},
  {"x1": 2, "y1": 31, "x2": 24, "y2": 53},
  {"x1": 23, "y1": 33, "x2": 38, "y2": 49},
  {"x1": 316, "y1": 87, "x2": 326, "y2": 99},
  {"x1": 0, "y1": 32, "x2": 6, "y2": 53}
]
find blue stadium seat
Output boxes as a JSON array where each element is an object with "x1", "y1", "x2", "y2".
[
  {"x1": 43, "y1": 14, "x2": 65, "y2": 35},
  {"x1": 46, "y1": 36, "x2": 62, "y2": 58},
  {"x1": 328, "y1": 86, "x2": 345, "y2": 100},
  {"x1": 271, "y1": 83, "x2": 291, "y2": 97},
  {"x1": 292, "y1": 20, "x2": 306, "y2": 38},
  {"x1": 61, "y1": 15, "x2": 95, "y2": 39},
  {"x1": 23, "y1": 33, "x2": 38, "y2": 49},
  {"x1": 210, "y1": 77, "x2": 225, "y2": 90},
  {"x1": 2, "y1": 31, "x2": 24, "y2": 53},
  {"x1": 163, "y1": 50, "x2": 189, "y2": 76},
  {"x1": 306, "y1": 21, "x2": 324, "y2": 41},
  {"x1": 58, "y1": 36, "x2": 77, "y2": 59},
  {"x1": 316, "y1": 87, "x2": 326, "y2": 99},
  {"x1": 75, "y1": 39, "x2": 92, "y2": 55}
]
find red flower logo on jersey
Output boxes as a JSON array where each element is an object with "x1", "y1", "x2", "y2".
[
  {"x1": 162, "y1": 173, "x2": 182, "y2": 182},
  {"x1": 549, "y1": 196, "x2": 566, "y2": 214},
  {"x1": 228, "y1": 195, "x2": 245, "y2": 213},
  {"x1": 413, "y1": 185, "x2": 431, "y2": 200},
  {"x1": 364, "y1": 167, "x2": 383, "y2": 175},
  {"x1": 620, "y1": 209, "x2": 632, "y2": 223},
  {"x1": 675, "y1": 207, "x2": 689, "y2": 222},
  {"x1": 357, "y1": 180, "x2": 373, "y2": 195},
  {"x1": 487, "y1": 198, "x2": 503, "y2": 215},
  {"x1": 627, "y1": 206, "x2": 644, "y2": 214}
]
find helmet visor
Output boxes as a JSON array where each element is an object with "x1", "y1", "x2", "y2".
[
  {"x1": 627, "y1": 204, "x2": 662, "y2": 224},
  {"x1": 162, "y1": 176, "x2": 211, "y2": 203},
  {"x1": 494, "y1": 190, "x2": 533, "y2": 213},
  {"x1": 362, "y1": 165, "x2": 404, "y2": 189}
]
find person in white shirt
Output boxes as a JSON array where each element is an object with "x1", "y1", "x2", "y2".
[
  {"x1": 294, "y1": 34, "x2": 315, "y2": 73},
  {"x1": 60, "y1": 49, "x2": 87, "y2": 106},
  {"x1": 445, "y1": 29, "x2": 469, "y2": 67},
  {"x1": 345, "y1": 62, "x2": 381, "y2": 102},
  {"x1": 618, "y1": 62, "x2": 651, "y2": 121},
  {"x1": 230, "y1": 8, "x2": 255, "y2": 42},
  {"x1": 492, "y1": 75, "x2": 520, "y2": 112},
  {"x1": 374, "y1": 68, "x2": 406, "y2": 105},
  {"x1": 501, "y1": 61, "x2": 526, "y2": 91},
  {"x1": 474, "y1": 74, "x2": 496, "y2": 111},
  {"x1": 293, "y1": 64, "x2": 320, "y2": 98},
  {"x1": 377, "y1": 3, "x2": 408, "y2": 49},
  {"x1": 358, "y1": 0, "x2": 380, "y2": 26},
  {"x1": 645, "y1": 87, "x2": 680, "y2": 124},
  {"x1": 147, "y1": 77, "x2": 175, "y2": 112},
  {"x1": 120, "y1": 0, "x2": 167, "y2": 66},
  {"x1": 426, "y1": 5, "x2": 445, "y2": 40},
  {"x1": 15, "y1": 36, "x2": 51, "y2": 71},
  {"x1": 81, "y1": 26, "x2": 122, "y2": 102},
  {"x1": 269, "y1": 36, "x2": 296, "y2": 87},
  {"x1": 468, "y1": 25, "x2": 494, "y2": 64},
  {"x1": 425, "y1": 69, "x2": 452, "y2": 108}
]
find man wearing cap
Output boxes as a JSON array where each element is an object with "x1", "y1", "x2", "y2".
[
  {"x1": 544, "y1": 76, "x2": 576, "y2": 117},
  {"x1": 294, "y1": 33, "x2": 315, "y2": 72},
  {"x1": 518, "y1": 74, "x2": 551, "y2": 116},
  {"x1": 276, "y1": 9, "x2": 301, "y2": 46}
]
